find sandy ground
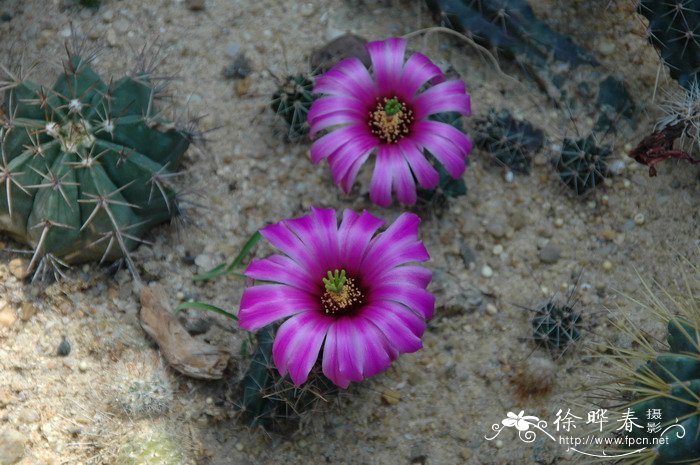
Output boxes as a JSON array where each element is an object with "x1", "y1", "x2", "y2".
[{"x1": 0, "y1": 0, "x2": 698, "y2": 464}]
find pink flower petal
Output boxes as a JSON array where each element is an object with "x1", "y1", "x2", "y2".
[
  {"x1": 327, "y1": 137, "x2": 378, "y2": 189},
  {"x1": 337, "y1": 209, "x2": 384, "y2": 275},
  {"x1": 370, "y1": 284, "x2": 436, "y2": 320},
  {"x1": 374, "y1": 265, "x2": 433, "y2": 289},
  {"x1": 361, "y1": 302, "x2": 425, "y2": 353},
  {"x1": 367, "y1": 38, "x2": 407, "y2": 95},
  {"x1": 283, "y1": 209, "x2": 338, "y2": 275},
  {"x1": 245, "y1": 255, "x2": 316, "y2": 293},
  {"x1": 239, "y1": 284, "x2": 317, "y2": 331},
  {"x1": 353, "y1": 316, "x2": 397, "y2": 378},
  {"x1": 308, "y1": 96, "x2": 366, "y2": 126},
  {"x1": 362, "y1": 213, "x2": 429, "y2": 277},
  {"x1": 369, "y1": 145, "x2": 394, "y2": 207},
  {"x1": 259, "y1": 222, "x2": 321, "y2": 277},
  {"x1": 338, "y1": 149, "x2": 373, "y2": 193},
  {"x1": 308, "y1": 112, "x2": 360, "y2": 137},
  {"x1": 399, "y1": 51, "x2": 444, "y2": 100},
  {"x1": 399, "y1": 138, "x2": 440, "y2": 190},
  {"x1": 388, "y1": 144, "x2": 418, "y2": 206},
  {"x1": 314, "y1": 57, "x2": 376, "y2": 104},
  {"x1": 322, "y1": 323, "x2": 351, "y2": 388},
  {"x1": 413, "y1": 80, "x2": 472, "y2": 120},
  {"x1": 333, "y1": 317, "x2": 365, "y2": 383},
  {"x1": 412, "y1": 121, "x2": 469, "y2": 178},
  {"x1": 273, "y1": 311, "x2": 333, "y2": 385},
  {"x1": 310, "y1": 124, "x2": 372, "y2": 164}
]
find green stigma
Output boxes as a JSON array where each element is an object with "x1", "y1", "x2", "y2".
[
  {"x1": 323, "y1": 269, "x2": 347, "y2": 293},
  {"x1": 384, "y1": 98, "x2": 401, "y2": 116}
]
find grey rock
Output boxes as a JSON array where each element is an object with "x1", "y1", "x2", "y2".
[
  {"x1": 459, "y1": 243, "x2": 477, "y2": 268},
  {"x1": 539, "y1": 242, "x2": 561, "y2": 264}
]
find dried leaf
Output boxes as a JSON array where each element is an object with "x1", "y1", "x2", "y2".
[{"x1": 139, "y1": 285, "x2": 229, "y2": 380}]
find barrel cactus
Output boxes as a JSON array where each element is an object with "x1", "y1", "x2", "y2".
[
  {"x1": 0, "y1": 48, "x2": 191, "y2": 278},
  {"x1": 608, "y1": 268, "x2": 699, "y2": 464}
]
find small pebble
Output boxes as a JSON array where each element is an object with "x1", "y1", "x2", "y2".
[
  {"x1": 486, "y1": 222, "x2": 506, "y2": 239},
  {"x1": 235, "y1": 442, "x2": 244, "y2": 452},
  {"x1": 608, "y1": 159, "x2": 625, "y2": 175},
  {"x1": 486, "y1": 304, "x2": 498, "y2": 316},
  {"x1": 492, "y1": 244, "x2": 504, "y2": 255},
  {"x1": 504, "y1": 171, "x2": 514, "y2": 183},
  {"x1": 78, "y1": 361, "x2": 88, "y2": 372},
  {"x1": 8, "y1": 259, "x2": 27, "y2": 280},
  {"x1": 57, "y1": 337, "x2": 71, "y2": 357},
  {"x1": 634, "y1": 212, "x2": 645, "y2": 225},
  {"x1": 0, "y1": 305, "x2": 16, "y2": 329},
  {"x1": 553, "y1": 218, "x2": 564, "y2": 228},
  {"x1": 602, "y1": 260, "x2": 613, "y2": 272},
  {"x1": 622, "y1": 179, "x2": 631, "y2": 188},
  {"x1": 481, "y1": 265, "x2": 493, "y2": 278},
  {"x1": 495, "y1": 439, "x2": 504, "y2": 449}
]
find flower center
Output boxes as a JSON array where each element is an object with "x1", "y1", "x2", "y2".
[
  {"x1": 321, "y1": 269, "x2": 365, "y2": 315},
  {"x1": 368, "y1": 96, "x2": 414, "y2": 144}
]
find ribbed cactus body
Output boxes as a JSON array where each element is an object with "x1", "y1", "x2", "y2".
[
  {"x1": 625, "y1": 319, "x2": 700, "y2": 463},
  {"x1": 638, "y1": 0, "x2": 700, "y2": 89},
  {"x1": 0, "y1": 54, "x2": 189, "y2": 273},
  {"x1": 556, "y1": 135, "x2": 610, "y2": 195},
  {"x1": 474, "y1": 108, "x2": 544, "y2": 175},
  {"x1": 270, "y1": 74, "x2": 314, "y2": 141},
  {"x1": 237, "y1": 326, "x2": 336, "y2": 430}
]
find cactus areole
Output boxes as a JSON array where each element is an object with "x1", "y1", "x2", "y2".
[{"x1": 0, "y1": 53, "x2": 190, "y2": 276}]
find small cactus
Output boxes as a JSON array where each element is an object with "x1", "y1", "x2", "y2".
[
  {"x1": 237, "y1": 325, "x2": 337, "y2": 430},
  {"x1": 531, "y1": 300, "x2": 583, "y2": 356},
  {"x1": 115, "y1": 423, "x2": 187, "y2": 465},
  {"x1": 0, "y1": 47, "x2": 192, "y2": 278},
  {"x1": 270, "y1": 74, "x2": 314, "y2": 141},
  {"x1": 473, "y1": 108, "x2": 544, "y2": 175},
  {"x1": 638, "y1": 0, "x2": 700, "y2": 90},
  {"x1": 555, "y1": 134, "x2": 610, "y2": 195}
]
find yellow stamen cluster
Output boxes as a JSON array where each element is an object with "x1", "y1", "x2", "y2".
[
  {"x1": 368, "y1": 96, "x2": 413, "y2": 144},
  {"x1": 321, "y1": 277, "x2": 364, "y2": 315}
]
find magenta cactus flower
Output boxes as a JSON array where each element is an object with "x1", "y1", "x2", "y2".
[
  {"x1": 308, "y1": 37, "x2": 472, "y2": 207},
  {"x1": 239, "y1": 208, "x2": 434, "y2": 388}
]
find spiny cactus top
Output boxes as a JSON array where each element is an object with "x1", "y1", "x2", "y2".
[
  {"x1": 270, "y1": 74, "x2": 314, "y2": 142},
  {"x1": 308, "y1": 37, "x2": 472, "y2": 208},
  {"x1": 638, "y1": 0, "x2": 700, "y2": 90},
  {"x1": 0, "y1": 51, "x2": 190, "y2": 277},
  {"x1": 239, "y1": 208, "x2": 434, "y2": 388},
  {"x1": 556, "y1": 135, "x2": 610, "y2": 195}
]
